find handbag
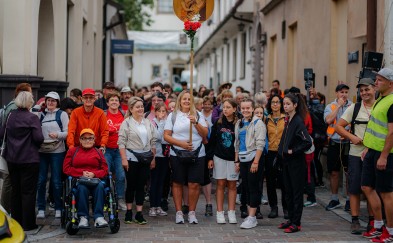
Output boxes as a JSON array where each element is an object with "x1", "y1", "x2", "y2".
[
  {"x1": 127, "y1": 149, "x2": 154, "y2": 165},
  {"x1": 0, "y1": 113, "x2": 10, "y2": 176},
  {"x1": 171, "y1": 143, "x2": 202, "y2": 164},
  {"x1": 78, "y1": 176, "x2": 101, "y2": 186},
  {"x1": 39, "y1": 140, "x2": 62, "y2": 153}
]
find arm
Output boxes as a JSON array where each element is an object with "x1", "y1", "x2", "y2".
[
  {"x1": 91, "y1": 149, "x2": 108, "y2": 178},
  {"x1": 377, "y1": 123, "x2": 393, "y2": 170},
  {"x1": 335, "y1": 118, "x2": 362, "y2": 145},
  {"x1": 193, "y1": 115, "x2": 208, "y2": 139},
  {"x1": 324, "y1": 104, "x2": 339, "y2": 125},
  {"x1": 99, "y1": 113, "x2": 109, "y2": 148},
  {"x1": 205, "y1": 123, "x2": 217, "y2": 160},
  {"x1": 67, "y1": 111, "x2": 77, "y2": 148},
  {"x1": 292, "y1": 123, "x2": 312, "y2": 154}
]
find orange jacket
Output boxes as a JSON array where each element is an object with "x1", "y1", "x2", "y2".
[{"x1": 67, "y1": 106, "x2": 109, "y2": 148}]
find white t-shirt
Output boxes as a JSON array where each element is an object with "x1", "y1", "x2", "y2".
[
  {"x1": 164, "y1": 111, "x2": 208, "y2": 157},
  {"x1": 341, "y1": 102, "x2": 372, "y2": 157},
  {"x1": 202, "y1": 111, "x2": 213, "y2": 129}
]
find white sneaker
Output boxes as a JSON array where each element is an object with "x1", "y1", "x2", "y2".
[
  {"x1": 175, "y1": 211, "x2": 184, "y2": 224},
  {"x1": 240, "y1": 216, "x2": 257, "y2": 229},
  {"x1": 55, "y1": 210, "x2": 61, "y2": 218},
  {"x1": 228, "y1": 210, "x2": 237, "y2": 224},
  {"x1": 149, "y1": 207, "x2": 157, "y2": 217},
  {"x1": 118, "y1": 199, "x2": 127, "y2": 211},
  {"x1": 36, "y1": 210, "x2": 45, "y2": 219},
  {"x1": 216, "y1": 211, "x2": 226, "y2": 224},
  {"x1": 94, "y1": 217, "x2": 108, "y2": 228},
  {"x1": 236, "y1": 194, "x2": 241, "y2": 205},
  {"x1": 188, "y1": 211, "x2": 198, "y2": 224},
  {"x1": 78, "y1": 216, "x2": 89, "y2": 228},
  {"x1": 155, "y1": 207, "x2": 168, "y2": 216}
]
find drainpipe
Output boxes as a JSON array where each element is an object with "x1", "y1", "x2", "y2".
[{"x1": 366, "y1": 0, "x2": 376, "y2": 51}]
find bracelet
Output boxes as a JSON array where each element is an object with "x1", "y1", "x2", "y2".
[
  {"x1": 234, "y1": 161, "x2": 240, "y2": 164},
  {"x1": 252, "y1": 162, "x2": 258, "y2": 165}
]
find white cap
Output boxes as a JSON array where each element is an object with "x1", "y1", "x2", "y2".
[
  {"x1": 45, "y1": 91, "x2": 60, "y2": 101},
  {"x1": 120, "y1": 86, "x2": 132, "y2": 93},
  {"x1": 374, "y1": 68, "x2": 393, "y2": 81}
]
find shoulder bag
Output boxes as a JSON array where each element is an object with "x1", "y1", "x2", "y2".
[{"x1": 0, "y1": 114, "x2": 10, "y2": 176}]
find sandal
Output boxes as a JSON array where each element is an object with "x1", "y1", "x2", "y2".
[
  {"x1": 284, "y1": 224, "x2": 301, "y2": 233},
  {"x1": 278, "y1": 221, "x2": 292, "y2": 229}
]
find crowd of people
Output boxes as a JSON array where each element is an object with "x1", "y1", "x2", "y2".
[{"x1": 1, "y1": 67, "x2": 393, "y2": 241}]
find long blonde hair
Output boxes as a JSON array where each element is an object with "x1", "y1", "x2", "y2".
[
  {"x1": 174, "y1": 90, "x2": 196, "y2": 116},
  {"x1": 125, "y1": 96, "x2": 144, "y2": 118}
]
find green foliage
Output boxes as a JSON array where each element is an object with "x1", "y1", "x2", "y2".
[{"x1": 114, "y1": 0, "x2": 154, "y2": 30}]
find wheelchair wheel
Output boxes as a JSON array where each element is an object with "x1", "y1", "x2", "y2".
[
  {"x1": 66, "y1": 221, "x2": 79, "y2": 235},
  {"x1": 109, "y1": 218, "x2": 120, "y2": 234}
]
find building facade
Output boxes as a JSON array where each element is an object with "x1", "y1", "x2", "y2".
[{"x1": 0, "y1": 0, "x2": 104, "y2": 106}]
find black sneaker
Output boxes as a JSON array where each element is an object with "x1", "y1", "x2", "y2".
[
  {"x1": 134, "y1": 212, "x2": 147, "y2": 225},
  {"x1": 182, "y1": 205, "x2": 189, "y2": 215},
  {"x1": 205, "y1": 204, "x2": 213, "y2": 216},
  {"x1": 240, "y1": 205, "x2": 248, "y2": 219},
  {"x1": 325, "y1": 200, "x2": 341, "y2": 211},
  {"x1": 161, "y1": 199, "x2": 169, "y2": 212},
  {"x1": 344, "y1": 200, "x2": 351, "y2": 212},
  {"x1": 256, "y1": 210, "x2": 263, "y2": 219},
  {"x1": 268, "y1": 207, "x2": 278, "y2": 218},
  {"x1": 124, "y1": 210, "x2": 133, "y2": 224},
  {"x1": 350, "y1": 219, "x2": 361, "y2": 235}
]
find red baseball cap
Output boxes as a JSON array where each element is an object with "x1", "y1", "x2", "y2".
[{"x1": 82, "y1": 88, "x2": 95, "y2": 96}]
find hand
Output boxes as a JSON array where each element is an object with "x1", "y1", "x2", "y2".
[
  {"x1": 48, "y1": 132, "x2": 58, "y2": 139},
  {"x1": 337, "y1": 98, "x2": 345, "y2": 107},
  {"x1": 350, "y1": 136, "x2": 363, "y2": 145},
  {"x1": 208, "y1": 160, "x2": 214, "y2": 169},
  {"x1": 376, "y1": 156, "x2": 387, "y2": 170},
  {"x1": 250, "y1": 163, "x2": 258, "y2": 173},
  {"x1": 150, "y1": 159, "x2": 156, "y2": 170},
  {"x1": 180, "y1": 141, "x2": 193, "y2": 151},
  {"x1": 122, "y1": 158, "x2": 129, "y2": 171},
  {"x1": 288, "y1": 149, "x2": 293, "y2": 155},
  {"x1": 99, "y1": 146, "x2": 106, "y2": 154},
  {"x1": 188, "y1": 115, "x2": 198, "y2": 124},
  {"x1": 235, "y1": 163, "x2": 240, "y2": 173},
  {"x1": 83, "y1": 171, "x2": 95, "y2": 178},
  {"x1": 361, "y1": 148, "x2": 368, "y2": 161}
]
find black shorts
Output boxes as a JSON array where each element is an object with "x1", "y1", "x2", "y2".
[
  {"x1": 347, "y1": 155, "x2": 363, "y2": 195},
  {"x1": 170, "y1": 156, "x2": 205, "y2": 184},
  {"x1": 326, "y1": 141, "x2": 349, "y2": 173},
  {"x1": 361, "y1": 149, "x2": 393, "y2": 193}
]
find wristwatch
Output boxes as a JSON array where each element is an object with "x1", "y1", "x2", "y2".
[{"x1": 195, "y1": 120, "x2": 198, "y2": 125}]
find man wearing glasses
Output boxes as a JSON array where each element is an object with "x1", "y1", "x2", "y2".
[{"x1": 67, "y1": 88, "x2": 109, "y2": 154}]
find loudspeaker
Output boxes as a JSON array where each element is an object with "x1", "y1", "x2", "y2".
[{"x1": 363, "y1": 52, "x2": 383, "y2": 70}]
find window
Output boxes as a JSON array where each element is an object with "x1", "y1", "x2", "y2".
[
  {"x1": 152, "y1": 65, "x2": 161, "y2": 77},
  {"x1": 240, "y1": 32, "x2": 246, "y2": 79},
  {"x1": 157, "y1": 0, "x2": 173, "y2": 14},
  {"x1": 232, "y1": 38, "x2": 237, "y2": 81}
]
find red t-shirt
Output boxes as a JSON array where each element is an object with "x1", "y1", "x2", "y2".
[
  {"x1": 121, "y1": 103, "x2": 128, "y2": 113},
  {"x1": 106, "y1": 111, "x2": 124, "y2": 149}
]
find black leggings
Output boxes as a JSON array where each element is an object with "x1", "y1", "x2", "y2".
[
  {"x1": 124, "y1": 161, "x2": 150, "y2": 206},
  {"x1": 150, "y1": 157, "x2": 169, "y2": 207},
  {"x1": 239, "y1": 159, "x2": 263, "y2": 208},
  {"x1": 265, "y1": 151, "x2": 287, "y2": 210}
]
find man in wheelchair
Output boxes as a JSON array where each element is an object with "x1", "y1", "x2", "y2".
[{"x1": 63, "y1": 128, "x2": 109, "y2": 229}]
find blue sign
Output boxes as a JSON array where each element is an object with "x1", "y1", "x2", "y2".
[{"x1": 111, "y1": 40, "x2": 134, "y2": 54}]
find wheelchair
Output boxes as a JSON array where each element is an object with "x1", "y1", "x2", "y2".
[{"x1": 61, "y1": 172, "x2": 120, "y2": 235}]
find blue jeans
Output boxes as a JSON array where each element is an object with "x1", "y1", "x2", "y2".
[
  {"x1": 104, "y1": 148, "x2": 125, "y2": 198},
  {"x1": 37, "y1": 152, "x2": 65, "y2": 211},
  {"x1": 76, "y1": 182, "x2": 105, "y2": 220}
]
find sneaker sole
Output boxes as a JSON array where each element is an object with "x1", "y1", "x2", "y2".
[
  {"x1": 176, "y1": 221, "x2": 184, "y2": 224},
  {"x1": 124, "y1": 220, "x2": 133, "y2": 224},
  {"x1": 326, "y1": 205, "x2": 342, "y2": 211},
  {"x1": 240, "y1": 224, "x2": 257, "y2": 229},
  {"x1": 95, "y1": 224, "x2": 108, "y2": 228}
]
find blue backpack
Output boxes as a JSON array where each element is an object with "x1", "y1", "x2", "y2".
[{"x1": 40, "y1": 110, "x2": 64, "y2": 132}]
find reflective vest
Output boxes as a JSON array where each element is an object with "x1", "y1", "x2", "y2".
[
  {"x1": 326, "y1": 104, "x2": 337, "y2": 137},
  {"x1": 363, "y1": 94, "x2": 393, "y2": 153}
]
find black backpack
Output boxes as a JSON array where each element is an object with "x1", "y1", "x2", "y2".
[
  {"x1": 350, "y1": 102, "x2": 368, "y2": 135},
  {"x1": 309, "y1": 109, "x2": 328, "y2": 144}
]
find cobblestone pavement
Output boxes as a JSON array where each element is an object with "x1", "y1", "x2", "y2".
[{"x1": 27, "y1": 186, "x2": 369, "y2": 243}]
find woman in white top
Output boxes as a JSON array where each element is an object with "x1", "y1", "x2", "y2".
[
  {"x1": 118, "y1": 97, "x2": 157, "y2": 225},
  {"x1": 164, "y1": 90, "x2": 208, "y2": 224}
]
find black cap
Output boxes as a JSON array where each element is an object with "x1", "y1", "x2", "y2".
[
  {"x1": 103, "y1": 81, "x2": 115, "y2": 89},
  {"x1": 152, "y1": 92, "x2": 166, "y2": 102},
  {"x1": 335, "y1": 84, "x2": 350, "y2": 92},
  {"x1": 356, "y1": 78, "x2": 375, "y2": 88}
]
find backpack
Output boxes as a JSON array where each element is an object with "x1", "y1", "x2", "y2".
[
  {"x1": 40, "y1": 110, "x2": 64, "y2": 132},
  {"x1": 0, "y1": 102, "x2": 14, "y2": 127},
  {"x1": 309, "y1": 109, "x2": 328, "y2": 144},
  {"x1": 350, "y1": 102, "x2": 368, "y2": 135}
]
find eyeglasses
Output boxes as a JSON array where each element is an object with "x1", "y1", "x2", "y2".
[
  {"x1": 83, "y1": 96, "x2": 95, "y2": 100},
  {"x1": 271, "y1": 101, "x2": 281, "y2": 105},
  {"x1": 80, "y1": 137, "x2": 95, "y2": 141}
]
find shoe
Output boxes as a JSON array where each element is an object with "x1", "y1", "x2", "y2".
[
  {"x1": 155, "y1": 207, "x2": 168, "y2": 216},
  {"x1": 228, "y1": 210, "x2": 237, "y2": 224},
  {"x1": 124, "y1": 210, "x2": 133, "y2": 224},
  {"x1": 325, "y1": 200, "x2": 341, "y2": 211},
  {"x1": 118, "y1": 199, "x2": 127, "y2": 211},
  {"x1": 236, "y1": 194, "x2": 241, "y2": 205},
  {"x1": 216, "y1": 211, "x2": 226, "y2": 224},
  {"x1": 304, "y1": 201, "x2": 317, "y2": 208},
  {"x1": 55, "y1": 210, "x2": 61, "y2": 218},
  {"x1": 367, "y1": 220, "x2": 375, "y2": 232},
  {"x1": 134, "y1": 212, "x2": 147, "y2": 225},
  {"x1": 371, "y1": 227, "x2": 393, "y2": 242},
  {"x1": 144, "y1": 192, "x2": 150, "y2": 202},
  {"x1": 255, "y1": 208, "x2": 263, "y2": 220},
  {"x1": 315, "y1": 182, "x2": 325, "y2": 188},
  {"x1": 344, "y1": 200, "x2": 351, "y2": 212},
  {"x1": 78, "y1": 216, "x2": 89, "y2": 228},
  {"x1": 240, "y1": 205, "x2": 248, "y2": 219},
  {"x1": 350, "y1": 219, "x2": 362, "y2": 235},
  {"x1": 161, "y1": 199, "x2": 169, "y2": 212},
  {"x1": 36, "y1": 210, "x2": 45, "y2": 219},
  {"x1": 188, "y1": 211, "x2": 198, "y2": 224},
  {"x1": 261, "y1": 197, "x2": 269, "y2": 205},
  {"x1": 205, "y1": 204, "x2": 213, "y2": 216},
  {"x1": 176, "y1": 211, "x2": 184, "y2": 224},
  {"x1": 149, "y1": 207, "x2": 157, "y2": 217},
  {"x1": 95, "y1": 217, "x2": 108, "y2": 228},
  {"x1": 363, "y1": 226, "x2": 384, "y2": 239},
  {"x1": 284, "y1": 224, "x2": 301, "y2": 233},
  {"x1": 268, "y1": 207, "x2": 278, "y2": 218},
  {"x1": 283, "y1": 209, "x2": 289, "y2": 219},
  {"x1": 240, "y1": 216, "x2": 257, "y2": 229},
  {"x1": 182, "y1": 205, "x2": 189, "y2": 215},
  {"x1": 278, "y1": 221, "x2": 292, "y2": 229}
]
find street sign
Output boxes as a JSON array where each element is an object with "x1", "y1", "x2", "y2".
[
  {"x1": 111, "y1": 39, "x2": 134, "y2": 55},
  {"x1": 173, "y1": 0, "x2": 214, "y2": 22}
]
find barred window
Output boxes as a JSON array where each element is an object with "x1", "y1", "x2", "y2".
[{"x1": 157, "y1": 0, "x2": 173, "y2": 13}]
